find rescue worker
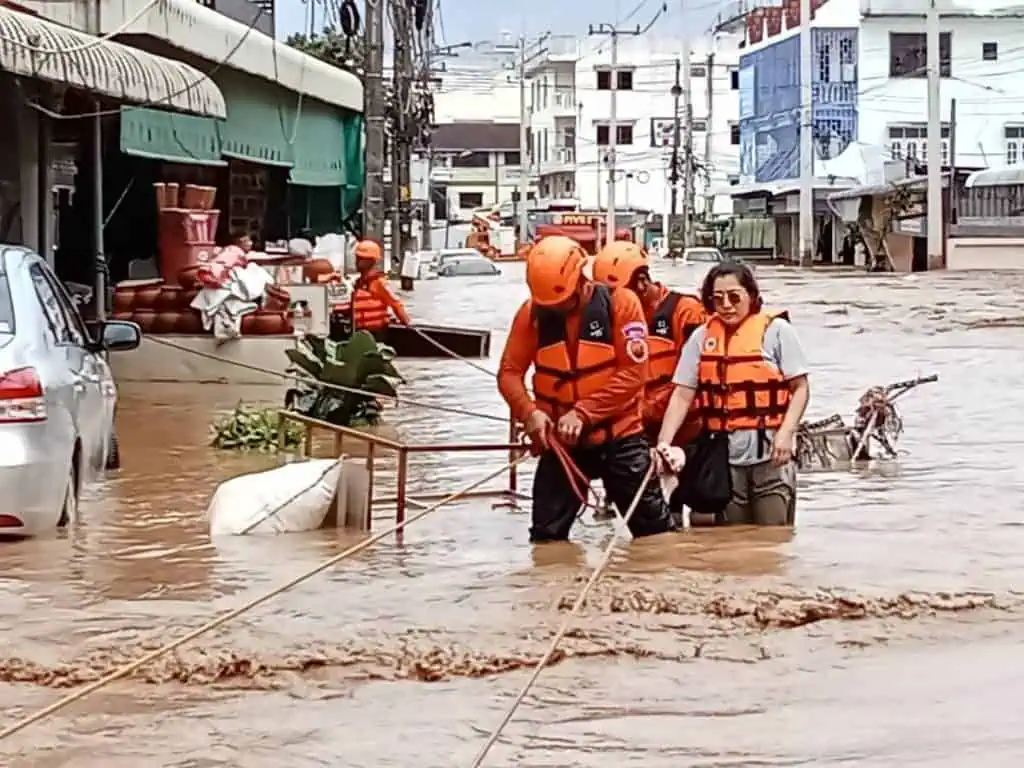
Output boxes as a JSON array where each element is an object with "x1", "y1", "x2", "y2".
[
  {"x1": 497, "y1": 236, "x2": 678, "y2": 542},
  {"x1": 654, "y1": 261, "x2": 810, "y2": 527},
  {"x1": 336, "y1": 240, "x2": 412, "y2": 332},
  {"x1": 592, "y1": 241, "x2": 706, "y2": 445}
]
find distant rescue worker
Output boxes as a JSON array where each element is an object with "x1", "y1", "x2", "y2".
[
  {"x1": 337, "y1": 240, "x2": 412, "y2": 331},
  {"x1": 655, "y1": 261, "x2": 810, "y2": 527},
  {"x1": 592, "y1": 241, "x2": 706, "y2": 445},
  {"x1": 497, "y1": 236, "x2": 678, "y2": 542}
]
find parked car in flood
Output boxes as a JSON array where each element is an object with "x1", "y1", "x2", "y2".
[
  {"x1": 437, "y1": 256, "x2": 502, "y2": 277},
  {"x1": 0, "y1": 245, "x2": 141, "y2": 536}
]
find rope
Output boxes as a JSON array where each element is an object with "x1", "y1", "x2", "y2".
[
  {"x1": 144, "y1": 335, "x2": 507, "y2": 424},
  {"x1": 469, "y1": 463, "x2": 656, "y2": 767},
  {"x1": 0, "y1": 455, "x2": 530, "y2": 743},
  {"x1": 404, "y1": 324, "x2": 497, "y2": 377}
]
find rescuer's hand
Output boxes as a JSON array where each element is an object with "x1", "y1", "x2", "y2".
[
  {"x1": 524, "y1": 409, "x2": 553, "y2": 451},
  {"x1": 771, "y1": 426, "x2": 795, "y2": 467},
  {"x1": 557, "y1": 410, "x2": 585, "y2": 446},
  {"x1": 652, "y1": 442, "x2": 685, "y2": 475}
]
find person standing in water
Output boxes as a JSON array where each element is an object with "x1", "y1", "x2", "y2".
[{"x1": 655, "y1": 261, "x2": 810, "y2": 526}]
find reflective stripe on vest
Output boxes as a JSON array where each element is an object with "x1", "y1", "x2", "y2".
[
  {"x1": 696, "y1": 310, "x2": 792, "y2": 431},
  {"x1": 531, "y1": 283, "x2": 619, "y2": 442},
  {"x1": 647, "y1": 291, "x2": 684, "y2": 388}
]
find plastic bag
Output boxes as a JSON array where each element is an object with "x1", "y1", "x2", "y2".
[{"x1": 208, "y1": 459, "x2": 343, "y2": 535}]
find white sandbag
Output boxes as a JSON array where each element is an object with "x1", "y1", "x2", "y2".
[{"x1": 208, "y1": 459, "x2": 343, "y2": 535}]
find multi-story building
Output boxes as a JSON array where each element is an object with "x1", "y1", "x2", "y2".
[
  {"x1": 427, "y1": 122, "x2": 531, "y2": 223},
  {"x1": 523, "y1": 33, "x2": 743, "y2": 216}
]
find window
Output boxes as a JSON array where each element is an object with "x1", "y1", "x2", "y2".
[
  {"x1": 616, "y1": 69, "x2": 633, "y2": 90},
  {"x1": 29, "y1": 263, "x2": 84, "y2": 346},
  {"x1": 1004, "y1": 125, "x2": 1024, "y2": 165},
  {"x1": 597, "y1": 69, "x2": 611, "y2": 90},
  {"x1": 504, "y1": 151, "x2": 521, "y2": 166},
  {"x1": 730, "y1": 123, "x2": 740, "y2": 145},
  {"x1": 692, "y1": 119, "x2": 708, "y2": 132},
  {"x1": 616, "y1": 124, "x2": 634, "y2": 145},
  {"x1": 983, "y1": 41, "x2": 998, "y2": 61},
  {"x1": 458, "y1": 192, "x2": 484, "y2": 209},
  {"x1": 730, "y1": 69, "x2": 739, "y2": 89},
  {"x1": 889, "y1": 32, "x2": 951, "y2": 78},
  {"x1": 888, "y1": 123, "x2": 950, "y2": 165},
  {"x1": 431, "y1": 185, "x2": 448, "y2": 221},
  {"x1": 691, "y1": 64, "x2": 706, "y2": 79},
  {"x1": 596, "y1": 124, "x2": 610, "y2": 145},
  {"x1": 727, "y1": 174, "x2": 740, "y2": 185},
  {"x1": 451, "y1": 152, "x2": 489, "y2": 169}
]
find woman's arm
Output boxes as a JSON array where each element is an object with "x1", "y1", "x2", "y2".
[{"x1": 657, "y1": 385, "x2": 696, "y2": 444}]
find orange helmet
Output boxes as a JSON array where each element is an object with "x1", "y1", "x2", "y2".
[
  {"x1": 592, "y1": 241, "x2": 648, "y2": 289},
  {"x1": 354, "y1": 239, "x2": 382, "y2": 262},
  {"x1": 526, "y1": 236, "x2": 587, "y2": 307}
]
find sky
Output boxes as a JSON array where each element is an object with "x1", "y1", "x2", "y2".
[{"x1": 274, "y1": 0, "x2": 730, "y2": 51}]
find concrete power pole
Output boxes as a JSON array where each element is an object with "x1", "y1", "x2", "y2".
[
  {"x1": 390, "y1": 0, "x2": 415, "y2": 272},
  {"x1": 669, "y1": 57, "x2": 682, "y2": 216},
  {"x1": 926, "y1": 0, "x2": 943, "y2": 270},
  {"x1": 589, "y1": 22, "x2": 641, "y2": 242},
  {"x1": 798, "y1": 0, "x2": 813, "y2": 267},
  {"x1": 704, "y1": 51, "x2": 714, "y2": 219},
  {"x1": 362, "y1": 0, "x2": 386, "y2": 243},
  {"x1": 517, "y1": 36, "x2": 530, "y2": 248},
  {"x1": 681, "y1": 36, "x2": 694, "y2": 248}
]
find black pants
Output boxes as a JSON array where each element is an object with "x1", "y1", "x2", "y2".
[{"x1": 531, "y1": 433, "x2": 678, "y2": 542}]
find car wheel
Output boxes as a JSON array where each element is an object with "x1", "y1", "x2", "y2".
[
  {"x1": 57, "y1": 464, "x2": 78, "y2": 528},
  {"x1": 105, "y1": 429, "x2": 121, "y2": 470}
]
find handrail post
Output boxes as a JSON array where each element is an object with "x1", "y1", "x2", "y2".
[
  {"x1": 396, "y1": 446, "x2": 409, "y2": 534},
  {"x1": 508, "y1": 417, "x2": 520, "y2": 497},
  {"x1": 303, "y1": 424, "x2": 314, "y2": 457},
  {"x1": 277, "y1": 412, "x2": 287, "y2": 452},
  {"x1": 365, "y1": 441, "x2": 376, "y2": 529}
]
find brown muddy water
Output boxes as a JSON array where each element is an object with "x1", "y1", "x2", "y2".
[{"x1": 4, "y1": 262, "x2": 1024, "y2": 767}]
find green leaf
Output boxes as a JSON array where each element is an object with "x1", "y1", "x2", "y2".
[
  {"x1": 362, "y1": 373, "x2": 402, "y2": 398},
  {"x1": 285, "y1": 347, "x2": 323, "y2": 378}
]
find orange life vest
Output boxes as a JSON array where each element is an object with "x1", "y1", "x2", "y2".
[
  {"x1": 696, "y1": 310, "x2": 792, "y2": 432},
  {"x1": 531, "y1": 283, "x2": 629, "y2": 445},
  {"x1": 646, "y1": 290, "x2": 702, "y2": 389},
  {"x1": 337, "y1": 271, "x2": 390, "y2": 331}
]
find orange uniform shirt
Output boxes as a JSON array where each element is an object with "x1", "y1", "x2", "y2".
[
  {"x1": 362, "y1": 272, "x2": 412, "y2": 325},
  {"x1": 498, "y1": 284, "x2": 649, "y2": 436},
  {"x1": 641, "y1": 283, "x2": 705, "y2": 430}
]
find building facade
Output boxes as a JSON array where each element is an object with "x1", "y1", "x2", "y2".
[{"x1": 524, "y1": 33, "x2": 743, "y2": 216}]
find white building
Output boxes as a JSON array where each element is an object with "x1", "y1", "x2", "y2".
[
  {"x1": 431, "y1": 65, "x2": 520, "y2": 122},
  {"x1": 524, "y1": 33, "x2": 743, "y2": 216},
  {"x1": 859, "y1": 0, "x2": 1024, "y2": 169}
]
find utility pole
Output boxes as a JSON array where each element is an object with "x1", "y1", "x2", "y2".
[
  {"x1": 517, "y1": 36, "x2": 530, "y2": 248},
  {"x1": 926, "y1": 0, "x2": 943, "y2": 270},
  {"x1": 390, "y1": 0, "x2": 414, "y2": 272},
  {"x1": 589, "y1": 22, "x2": 641, "y2": 241},
  {"x1": 798, "y1": 0, "x2": 813, "y2": 267},
  {"x1": 362, "y1": 0, "x2": 386, "y2": 244},
  {"x1": 681, "y1": 36, "x2": 694, "y2": 248},
  {"x1": 669, "y1": 57, "x2": 682, "y2": 216},
  {"x1": 704, "y1": 51, "x2": 714, "y2": 220},
  {"x1": 948, "y1": 97, "x2": 957, "y2": 228}
]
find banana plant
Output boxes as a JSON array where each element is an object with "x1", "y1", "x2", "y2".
[{"x1": 284, "y1": 330, "x2": 404, "y2": 426}]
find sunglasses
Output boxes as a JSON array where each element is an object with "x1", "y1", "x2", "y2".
[{"x1": 712, "y1": 289, "x2": 747, "y2": 308}]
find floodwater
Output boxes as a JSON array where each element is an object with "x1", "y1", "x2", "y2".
[{"x1": 4, "y1": 261, "x2": 1024, "y2": 767}]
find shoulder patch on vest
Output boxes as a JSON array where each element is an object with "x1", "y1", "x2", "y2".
[
  {"x1": 622, "y1": 320, "x2": 646, "y2": 340},
  {"x1": 703, "y1": 336, "x2": 718, "y2": 352},
  {"x1": 625, "y1": 337, "x2": 649, "y2": 363}
]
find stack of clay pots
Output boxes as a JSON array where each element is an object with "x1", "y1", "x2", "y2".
[
  {"x1": 153, "y1": 182, "x2": 220, "y2": 286},
  {"x1": 112, "y1": 279, "x2": 204, "y2": 333}
]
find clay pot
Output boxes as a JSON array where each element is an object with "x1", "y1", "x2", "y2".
[
  {"x1": 132, "y1": 309, "x2": 157, "y2": 333},
  {"x1": 151, "y1": 311, "x2": 180, "y2": 334},
  {"x1": 134, "y1": 283, "x2": 164, "y2": 309},
  {"x1": 241, "y1": 311, "x2": 286, "y2": 335},
  {"x1": 264, "y1": 284, "x2": 291, "y2": 312},
  {"x1": 165, "y1": 183, "x2": 179, "y2": 208},
  {"x1": 302, "y1": 259, "x2": 335, "y2": 283},
  {"x1": 156, "y1": 286, "x2": 183, "y2": 311},
  {"x1": 177, "y1": 265, "x2": 202, "y2": 291},
  {"x1": 112, "y1": 289, "x2": 134, "y2": 313},
  {"x1": 153, "y1": 183, "x2": 167, "y2": 210},
  {"x1": 181, "y1": 185, "x2": 201, "y2": 209},
  {"x1": 175, "y1": 311, "x2": 204, "y2": 334},
  {"x1": 112, "y1": 311, "x2": 133, "y2": 322}
]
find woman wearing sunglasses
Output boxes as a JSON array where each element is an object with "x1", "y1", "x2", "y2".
[{"x1": 654, "y1": 261, "x2": 810, "y2": 526}]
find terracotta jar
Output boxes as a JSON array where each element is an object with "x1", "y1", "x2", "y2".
[
  {"x1": 302, "y1": 258, "x2": 335, "y2": 283},
  {"x1": 175, "y1": 311, "x2": 204, "y2": 334},
  {"x1": 133, "y1": 282, "x2": 163, "y2": 309},
  {"x1": 156, "y1": 286, "x2": 182, "y2": 311},
  {"x1": 112, "y1": 311, "x2": 134, "y2": 322},
  {"x1": 264, "y1": 284, "x2": 291, "y2": 312},
  {"x1": 177, "y1": 264, "x2": 202, "y2": 291},
  {"x1": 152, "y1": 311, "x2": 180, "y2": 334},
  {"x1": 132, "y1": 309, "x2": 157, "y2": 333},
  {"x1": 241, "y1": 311, "x2": 286, "y2": 335},
  {"x1": 112, "y1": 289, "x2": 134, "y2": 313}
]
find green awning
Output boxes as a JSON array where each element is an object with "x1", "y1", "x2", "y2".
[
  {"x1": 215, "y1": 70, "x2": 295, "y2": 167},
  {"x1": 119, "y1": 106, "x2": 226, "y2": 166}
]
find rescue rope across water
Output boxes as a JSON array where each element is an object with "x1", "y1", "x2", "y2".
[
  {"x1": 0, "y1": 454, "x2": 531, "y2": 744},
  {"x1": 468, "y1": 463, "x2": 656, "y2": 767},
  {"x1": 144, "y1": 336, "x2": 507, "y2": 423}
]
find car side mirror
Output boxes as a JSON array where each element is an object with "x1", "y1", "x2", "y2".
[{"x1": 101, "y1": 320, "x2": 142, "y2": 352}]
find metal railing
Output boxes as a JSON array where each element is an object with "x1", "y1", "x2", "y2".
[{"x1": 277, "y1": 411, "x2": 530, "y2": 530}]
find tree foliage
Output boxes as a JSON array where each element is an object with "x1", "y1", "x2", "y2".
[{"x1": 285, "y1": 28, "x2": 363, "y2": 76}]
